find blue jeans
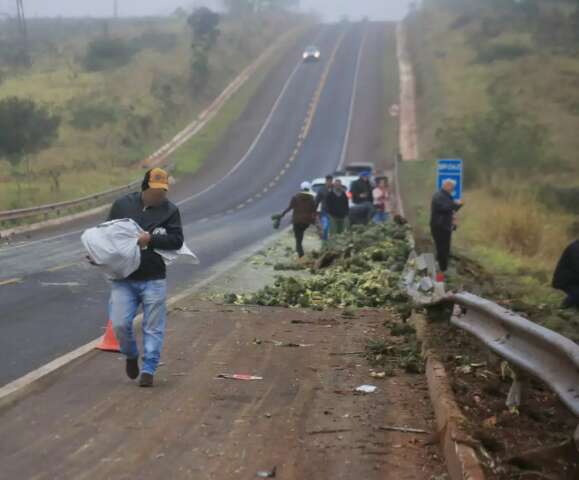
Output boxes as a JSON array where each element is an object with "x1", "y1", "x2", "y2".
[
  {"x1": 320, "y1": 213, "x2": 330, "y2": 241},
  {"x1": 110, "y1": 279, "x2": 167, "y2": 375},
  {"x1": 372, "y1": 211, "x2": 390, "y2": 224}
]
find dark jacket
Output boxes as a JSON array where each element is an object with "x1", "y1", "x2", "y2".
[
  {"x1": 326, "y1": 190, "x2": 349, "y2": 219},
  {"x1": 107, "y1": 192, "x2": 184, "y2": 281},
  {"x1": 350, "y1": 178, "x2": 373, "y2": 205},
  {"x1": 553, "y1": 240, "x2": 579, "y2": 290},
  {"x1": 430, "y1": 189, "x2": 462, "y2": 232},
  {"x1": 285, "y1": 192, "x2": 316, "y2": 225},
  {"x1": 315, "y1": 185, "x2": 331, "y2": 214}
]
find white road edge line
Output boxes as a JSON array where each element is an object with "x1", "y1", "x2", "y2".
[{"x1": 0, "y1": 227, "x2": 290, "y2": 409}]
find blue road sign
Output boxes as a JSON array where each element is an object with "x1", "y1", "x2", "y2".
[{"x1": 437, "y1": 159, "x2": 463, "y2": 200}]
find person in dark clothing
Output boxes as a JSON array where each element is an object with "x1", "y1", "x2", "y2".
[
  {"x1": 315, "y1": 175, "x2": 333, "y2": 243},
  {"x1": 280, "y1": 181, "x2": 317, "y2": 258},
  {"x1": 107, "y1": 168, "x2": 184, "y2": 387},
  {"x1": 430, "y1": 179, "x2": 463, "y2": 272},
  {"x1": 553, "y1": 240, "x2": 579, "y2": 309},
  {"x1": 326, "y1": 179, "x2": 350, "y2": 236},
  {"x1": 350, "y1": 172, "x2": 374, "y2": 225}
]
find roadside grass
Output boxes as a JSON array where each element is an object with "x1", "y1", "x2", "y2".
[
  {"x1": 401, "y1": 1, "x2": 579, "y2": 337},
  {"x1": 0, "y1": 14, "x2": 307, "y2": 211},
  {"x1": 381, "y1": 23, "x2": 400, "y2": 160},
  {"x1": 399, "y1": 160, "x2": 576, "y2": 338},
  {"x1": 171, "y1": 38, "x2": 294, "y2": 177}
]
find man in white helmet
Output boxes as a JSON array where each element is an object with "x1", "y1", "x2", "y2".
[{"x1": 279, "y1": 181, "x2": 316, "y2": 258}]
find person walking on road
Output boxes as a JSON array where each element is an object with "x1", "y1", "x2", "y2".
[
  {"x1": 280, "y1": 181, "x2": 317, "y2": 259},
  {"x1": 107, "y1": 168, "x2": 184, "y2": 388},
  {"x1": 315, "y1": 175, "x2": 333, "y2": 243},
  {"x1": 372, "y1": 178, "x2": 391, "y2": 224},
  {"x1": 553, "y1": 239, "x2": 579, "y2": 309},
  {"x1": 350, "y1": 172, "x2": 374, "y2": 225},
  {"x1": 326, "y1": 178, "x2": 350, "y2": 236},
  {"x1": 430, "y1": 179, "x2": 463, "y2": 273}
]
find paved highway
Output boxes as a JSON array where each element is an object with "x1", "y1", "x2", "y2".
[{"x1": 0, "y1": 21, "x2": 392, "y2": 386}]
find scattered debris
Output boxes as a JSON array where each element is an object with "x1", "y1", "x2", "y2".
[
  {"x1": 390, "y1": 323, "x2": 416, "y2": 337},
  {"x1": 216, "y1": 374, "x2": 263, "y2": 381},
  {"x1": 273, "y1": 262, "x2": 307, "y2": 271},
  {"x1": 355, "y1": 385, "x2": 378, "y2": 394},
  {"x1": 308, "y1": 428, "x2": 352, "y2": 435},
  {"x1": 380, "y1": 425, "x2": 428, "y2": 434},
  {"x1": 256, "y1": 466, "x2": 277, "y2": 478},
  {"x1": 330, "y1": 351, "x2": 365, "y2": 356},
  {"x1": 225, "y1": 223, "x2": 411, "y2": 309},
  {"x1": 253, "y1": 338, "x2": 313, "y2": 348},
  {"x1": 365, "y1": 338, "x2": 423, "y2": 374},
  {"x1": 173, "y1": 306, "x2": 201, "y2": 312},
  {"x1": 482, "y1": 416, "x2": 497, "y2": 429}
]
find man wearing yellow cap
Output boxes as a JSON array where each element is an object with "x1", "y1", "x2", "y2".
[{"x1": 107, "y1": 168, "x2": 184, "y2": 387}]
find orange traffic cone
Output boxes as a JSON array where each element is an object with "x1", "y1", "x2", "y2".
[{"x1": 97, "y1": 320, "x2": 120, "y2": 352}]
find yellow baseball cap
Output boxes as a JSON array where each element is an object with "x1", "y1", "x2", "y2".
[{"x1": 148, "y1": 168, "x2": 169, "y2": 191}]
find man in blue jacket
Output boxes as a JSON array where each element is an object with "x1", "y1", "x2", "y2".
[{"x1": 107, "y1": 168, "x2": 184, "y2": 387}]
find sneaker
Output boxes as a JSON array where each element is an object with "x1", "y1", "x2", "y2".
[
  {"x1": 125, "y1": 358, "x2": 139, "y2": 380},
  {"x1": 139, "y1": 373, "x2": 154, "y2": 388}
]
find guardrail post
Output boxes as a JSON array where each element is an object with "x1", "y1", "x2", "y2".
[{"x1": 501, "y1": 362, "x2": 527, "y2": 413}]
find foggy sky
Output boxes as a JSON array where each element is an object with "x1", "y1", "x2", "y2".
[{"x1": 0, "y1": 0, "x2": 412, "y2": 21}]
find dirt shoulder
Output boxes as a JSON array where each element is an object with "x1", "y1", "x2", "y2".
[{"x1": 0, "y1": 230, "x2": 445, "y2": 479}]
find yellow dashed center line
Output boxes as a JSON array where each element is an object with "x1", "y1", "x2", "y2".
[
  {"x1": 46, "y1": 262, "x2": 77, "y2": 273},
  {"x1": 0, "y1": 277, "x2": 23, "y2": 287},
  {"x1": 228, "y1": 30, "x2": 347, "y2": 211}
]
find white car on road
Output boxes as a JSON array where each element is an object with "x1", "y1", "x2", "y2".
[{"x1": 302, "y1": 46, "x2": 321, "y2": 62}]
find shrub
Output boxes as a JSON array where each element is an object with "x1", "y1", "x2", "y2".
[
  {"x1": 476, "y1": 43, "x2": 530, "y2": 64},
  {"x1": 435, "y1": 96, "x2": 552, "y2": 186},
  {"x1": 83, "y1": 37, "x2": 135, "y2": 71},
  {"x1": 69, "y1": 101, "x2": 119, "y2": 130},
  {"x1": 0, "y1": 97, "x2": 60, "y2": 167},
  {"x1": 539, "y1": 185, "x2": 579, "y2": 215},
  {"x1": 130, "y1": 32, "x2": 177, "y2": 53}
]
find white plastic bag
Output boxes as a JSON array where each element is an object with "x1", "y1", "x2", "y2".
[
  {"x1": 152, "y1": 227, "x2": 200, "y2": 266},
  {"x1": 81, "y1": 219, "x2": 143, "y2": 280},
  {"x1": 82, "y1": 220, "x2": 199, "y2": 280}
]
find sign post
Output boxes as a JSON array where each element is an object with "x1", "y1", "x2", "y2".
[{"x1": 437, "y1": 159, "x2": 463, "y2": 200}]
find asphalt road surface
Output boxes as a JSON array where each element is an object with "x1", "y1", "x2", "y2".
[{"x1": 0, "y1": 21, "x2": 392, "y2": 386}]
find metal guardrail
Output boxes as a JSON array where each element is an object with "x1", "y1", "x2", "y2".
[
  {"x1": 0, "y1": 181, "x2": 141, "y2": 223},
  {"x1": 402, "y1": 253, "x2": 579, "y2": 445},
  {"x1": 449, "y1": 292, "x2": 579, "y2": 417}
]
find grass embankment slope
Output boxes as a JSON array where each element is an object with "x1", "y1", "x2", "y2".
[
  {"x1": 0, "y1": 13, "x2": 307, "y2": 211},
  {"x1": 400, "y1": 0, "x2": 579, "y2": 338}
]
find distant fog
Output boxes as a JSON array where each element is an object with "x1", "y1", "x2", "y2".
[{"x1": 0, "y1": 0, "x2": 412, "y2": 21}]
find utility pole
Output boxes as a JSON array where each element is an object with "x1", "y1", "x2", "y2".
[
  {"x1": 15, "y1": 0, "x2": 28, "y2": 53},
  {"x1": 113, "y1": 0, "x2": 118, "y2": 18}
]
